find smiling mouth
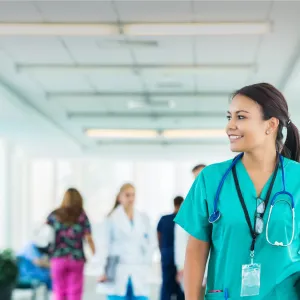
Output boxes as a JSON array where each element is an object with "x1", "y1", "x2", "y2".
[{"x1": 228, "y1": 135, "x2": 243, "y2": 142}]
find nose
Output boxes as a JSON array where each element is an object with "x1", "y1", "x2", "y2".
[{"x1": 226, "y1": 117, "x2": 238, "y2": 131}]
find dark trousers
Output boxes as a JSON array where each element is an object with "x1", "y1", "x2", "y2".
[{"x1": 160, "y1": 264, "x2": 184, "y2": 300}]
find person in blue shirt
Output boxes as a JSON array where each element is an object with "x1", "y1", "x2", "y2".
[
  {"x1": 157, "y1": 196, "x2": 185, "y2": 300},
  {"x1": 18, "y1": 226, "x2": 52, "y2": 290},
  {"x1": 175, "y1": 83, "x2": 300, "y2": 299}
]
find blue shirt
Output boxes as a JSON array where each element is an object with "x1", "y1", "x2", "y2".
[
  {"x1": 157, "y1": 213, "x2": 177, "y2": 266},
  {"x1": 18, "y1": 243, "x2": 50, "y2": 282}
]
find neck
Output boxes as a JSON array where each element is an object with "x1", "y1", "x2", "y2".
[
  {"x1": 242, "y1": 147, "x2": 277, "y2": 172},
  {"x1": 124, "y1": 205, "x2": 134, "y2": 219}
]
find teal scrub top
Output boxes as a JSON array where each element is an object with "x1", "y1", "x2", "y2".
[{"x1": 175, "y1": 156, "x2": 300, "y2": 300}]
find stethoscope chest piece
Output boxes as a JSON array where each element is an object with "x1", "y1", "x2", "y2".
[{"x1": 209, "y1": 211, "x2": 221, "y2": 223}]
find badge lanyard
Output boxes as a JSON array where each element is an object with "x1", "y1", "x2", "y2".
[{"x1": 232, "y1": 156, "x2": 280, "y2": 297}]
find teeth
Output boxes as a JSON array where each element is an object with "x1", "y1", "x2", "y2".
[{"x1": 230, "y1": 135, "x2": 242, "y2": 140}]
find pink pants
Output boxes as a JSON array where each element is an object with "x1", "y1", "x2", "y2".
[{"x1": 51, "y1": 257, "x2": 85, "y2": 300}]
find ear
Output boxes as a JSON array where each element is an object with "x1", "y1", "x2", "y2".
[{"x1": 266, "y1": 117, "x2": 279, "y2": 134}]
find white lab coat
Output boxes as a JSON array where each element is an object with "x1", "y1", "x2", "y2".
[
  {"x1": 174, "y1": 224, "x2": 188, "y2": 272},
  {"x1": 95, "y1": 206, "x2": 157, "y2": 296},
  {"x1": 174, "y1": 224, "x2": 208, "y2": 289}
]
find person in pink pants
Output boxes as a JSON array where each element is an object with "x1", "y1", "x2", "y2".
[{"x1": 46, "y1": 188, "x2": 96, "y2": 300}]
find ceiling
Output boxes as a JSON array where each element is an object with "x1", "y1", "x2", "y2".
[{"x1": 0, "y1": 0, "x2": 300, "y2": 158}]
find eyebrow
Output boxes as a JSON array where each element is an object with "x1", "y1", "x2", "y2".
[{"x1": 227, "y1": 110, "x2": 250, "y2": 114}]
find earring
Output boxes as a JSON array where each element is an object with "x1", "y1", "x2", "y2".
[{"x1": 266, "y1": 130, "x2": 270, "y2": 135}]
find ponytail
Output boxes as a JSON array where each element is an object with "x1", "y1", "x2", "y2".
[
  {"x1": 108, "y1": 194, "x2": 120, "y2": 216},
  {"x1": 281, "y1": 121, "x2": 300, "y2": 162}
]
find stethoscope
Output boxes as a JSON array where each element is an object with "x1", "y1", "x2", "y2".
[{"x1": 208, "y1": 153, "x2": 295, "y2": 247}]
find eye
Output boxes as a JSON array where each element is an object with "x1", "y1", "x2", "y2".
[
  {"x1": 238, "y1": 115, "x2": 245, "y2": 120},
  {"x1": 226, "y1": 115, "x2": 231, "y2": 121}
]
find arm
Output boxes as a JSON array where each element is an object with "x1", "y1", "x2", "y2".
[
  {"x1": 144, "y1": 214, "x2": 158, "y2": 265},
  {"x1": 85, "y1": 233, "x2": 96, "y2": 256},
  {"x1": 157, "y1": 218, "x2": 163, "y2": 252},
  {"x1": 174, "y1": 171, "x2": 211, "y2": 297},
  {"x1": 82, "y1": 211, "x2": 96, "y2": 256},
  {"x1": 33, "y1": 257, "x2": 50, "y2": 268},
  {"x1": 184, "y1": 236, "x2": 210, "y2": 300}
]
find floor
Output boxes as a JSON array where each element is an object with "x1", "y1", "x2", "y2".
[{"x1": 13, "y1": 263, "x2": 162, "y2": 300}]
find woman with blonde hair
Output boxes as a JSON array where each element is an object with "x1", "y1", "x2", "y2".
[
  {"x1": 97, "y1": 183, "x2": 156, "y2": 300},
  {"x1": 46, "y1": 187, "x2": 95, "y2": 300}
]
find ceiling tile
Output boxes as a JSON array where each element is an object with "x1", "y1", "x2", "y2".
[
  {"x1": 29, "y1": 72, "x2": 93, "y2": 92},
  {"x1": 0, "y1": 2, "x2": 43, "y2": 22},
  {"x1": 62, "y1": 37, "x2": 133, "y2": 64},
  {"x1": 36, "y1": 1, "x2": 117, "y2": 22},
  {"x1": 0, "y1": 36, "x2": 73, "y2": 64},
  {"x1": 88, "y1": 72, "x2": 144, "y2": 92},
  {"x1": 133, "y1": 36, "x2": 194, "y2": 64},
  {"x1": 116, "y1": 0, "x2": 192, "y2": 22},
  {"x1": 196, "y1": 36, "x2": 259, "y2": 64},
  {"x1": 195, "y1": 69, "x2": 250, "y2": 91},
  {"x1": 193, "y1": 1, "x2": 272, "y2": 21}
]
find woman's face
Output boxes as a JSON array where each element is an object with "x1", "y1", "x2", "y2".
[
  {"x1": 119, "y1": 187, "x2": 135, "y2": 208},
  {"x1": 226, "y1": 94, "x2": 271, "y2": 153}
]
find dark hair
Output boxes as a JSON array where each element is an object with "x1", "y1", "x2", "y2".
[
  {"x1": 233, "y1": 83, "x2": 300, "y2": 162},
  {"x1": 108, "y1": 183, "x2": 135, "y2": 216},
  {"x1": 192, "y1": 164, "x2": 206, "y2": 173},
  {"x1": 55, "y1": 188, "x2": 84, "y2": 225},
  {"x1": 174, "y1": 196, "x2": 184, "y2": 207}
]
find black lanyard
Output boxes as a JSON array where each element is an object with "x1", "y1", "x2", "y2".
[{"x1": 232, "y1": 157, "x2": 280, "y2": 253}]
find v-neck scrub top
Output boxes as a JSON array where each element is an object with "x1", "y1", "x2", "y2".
[{"x1": 174, "y1": 156, "x2": 300, "y2": 299}]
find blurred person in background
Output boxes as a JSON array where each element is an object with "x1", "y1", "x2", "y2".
[
  {"x1": 157, "y1": 196, "x2": 185, "y2": 300},
  {"x1": 97, "y1": 183, "x2": 156, "y2": 300},
  {"x1": 17, "y1": 225, "x2": 53, "y2": 290},
  {"x1": 174, "y1": 164, "x2": 206, "y2": 299},
  {"x1": 46, "y1": 187, "x2": 95, "y2": 300}
]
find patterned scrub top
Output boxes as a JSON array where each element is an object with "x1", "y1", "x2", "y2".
[{"x1": 46, "y1": 210, "x2": 91, "y2": 261}]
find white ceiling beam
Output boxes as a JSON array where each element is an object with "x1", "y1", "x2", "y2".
[
  {"x1": 16, "y1": 63, "x2": 256, "y2": 73},
  {"x1": 47, "y1": 91, "x2": 231, "y2": 101}
]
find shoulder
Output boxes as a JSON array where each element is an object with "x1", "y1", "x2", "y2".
[
  {"x1": 284, "y1": 157, "x2": 300, "y2": 171},
  {"x1": 195, "y1": 158, "x2": 235, "y2": 190},
  {"x1": 201, "y1": 158, "x2": 234, "y2": 178}
]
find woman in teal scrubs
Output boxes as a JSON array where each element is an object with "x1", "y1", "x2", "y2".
[{"x1": 175, "y1": 83, "x2": 300, "y2": 299}]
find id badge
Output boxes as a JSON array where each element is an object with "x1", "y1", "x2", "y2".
[{"x1": 241, "y1": 263, "x2": 261, "y2": 297}]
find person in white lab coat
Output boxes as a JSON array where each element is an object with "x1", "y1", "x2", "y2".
[
  {"x1": 174, "y1": 164, "x2": 206, "y2": 298},
  {"x1": 97, "y1": 183, "x2": 156, "y2": 300}
]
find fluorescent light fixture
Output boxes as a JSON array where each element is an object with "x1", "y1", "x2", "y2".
[
  {"x1": 124, "y1": 22, "x2": 271, "y2": 36},
  {"x1": 0, "y1": 23, "x2": 118, "y2": 36},
  {"x1": 0, "y1": 22, "x2": 270, "y2": 36},
  {"x1": 85, "y1": 129, "x2": 226, "y2": 139},
  {"x1": 85, "y1": 129, "x2": 158, "y2": 139},
  {"x1": 163, "y1": 129, "x2": 226, "y2": 139}
]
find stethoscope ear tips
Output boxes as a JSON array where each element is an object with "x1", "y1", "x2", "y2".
[{"x1": 209, "y1": 211, "x2": 221, "y2": 223}]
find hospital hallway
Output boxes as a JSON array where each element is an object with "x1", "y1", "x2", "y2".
[{"x1": 2, "y1": 0, "x2": 300, "y2": 300}]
